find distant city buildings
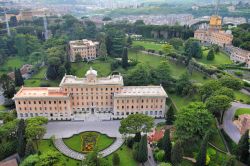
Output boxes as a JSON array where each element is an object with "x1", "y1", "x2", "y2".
[
  {"x1": 223, "y1": 17, "x2": 247, "y2": 25},
  {"x1": 69, "y1": 39, "x2": 99, "y2": 62},
  {"x1": 114, "y1": 14, "x2": 194, "y2": 26}
]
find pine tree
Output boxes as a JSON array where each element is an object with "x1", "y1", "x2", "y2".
[
  {"x1": 196, "y1": 131, "x2": 210, "y2": 166},
  {"x1": 46, "y1": 65, "x2": 57, "y2": 80},
  {"x1": 14, "y1": 68, "x2": 24, "y2": 86},
  {"x1": 207, "y1": 49, "x2": 215, "y2": 61},
  {"x1": 165, "y1": 105, "x2": 175, "y2": 125},
  {"x1": 127, "y1": 36, "x2": 133, "y2": 47},
  {"x1": 236, "y1": 130, "x2": 249, "y2": 164},
  {"x1": 137, "y1": 135, "x2": 148, "y2": 163},
  {"x1": 112, "y1": 153, "x2": 120, "y2": 166},
  {"x1": 162, "y1": 129, "x2": 172, "y2": 162},
  {"x1": 122, "y1": 47, "x2": 129, "y2": 68},
  {"x1": 171, "y1": 141, "x2": 183, "y2": 165},
  {"x1": 17, "y1": 119, "x2": 26, "y2": 157},
  {"x1": 99, "y1": 41, "x2": 108, "y2": 60}
]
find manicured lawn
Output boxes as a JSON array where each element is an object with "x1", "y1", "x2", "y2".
[
  {"x1": 234, "y1": 91, "x2": 250, "y2": 103},
  {"x1": 169, "y1": 94, "x2": 200, "y2": 111},
  {"x1": 38, "y1": 140, "x2": 137, "y2": 166},
  {"x1": 235, "y1": 108, "x2": 250, "y2": 117},
  {"x1": 38, "y1": 140, "x2": 81, "y2": 166},
  {"x1": 63, "y1": 132, "x2": 115, "y2": 153},
  {"x1": 107, "y1": 145, "x2": 138, "y2": 166},
  {"x1": 0, "y1": 56, "x2": 26, "y2": 75},
  {"x1": 71, "y1": 59, "x2": 112, "y2": 78},
  {"x1": 129, "y1": 51, "x2": 209, "y2": 84},
  {"x1": 132, "y1": 41, "x2": 164, "y2": 51},
  {"x1": 197, "y1": 50, "x2": 232, "y2": 66}
]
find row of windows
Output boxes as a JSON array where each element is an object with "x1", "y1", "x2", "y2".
[
  {"x1": 116, "y1": 99, "x2": 163, "y2": 103},
  {"x1": 19, "y1": 112, "x2": 70, "y2": 117},
  {"x1": 116, "y1": 111, "x2": 163, "y2": 116},
  {"x1": 18, "y1": 100, "x2": 67, "y2": 105},
  {"x1": 19, "y1": 106, "x2": 68, "y2": 111},
  {"x1": 65, "y1": 87, "x2": 119, "y2": 92},
  {"x1": 73, "y1": 108, "x2": 113, "y2": 111},
  {"x1": 72, "y1": 96, "x2": 112, "y2": 100},
  {"x1": 117, "y1": 104, "x2": 162, "y2": 109},
  {"x1": 72, "y1": 101, "x2": 113, "y2": 106}
]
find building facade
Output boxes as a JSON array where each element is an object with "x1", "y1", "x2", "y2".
[
  {"x1": 69, "y1": 39, "x2": 99, "y2": 62},
  {"x1": 194, "y1": 15, "x2": 233, "y2": 47},
  {"x1": 13, "y1": 68, "x2": 168, "y2": 121}
]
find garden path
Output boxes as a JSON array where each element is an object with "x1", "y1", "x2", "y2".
[
  {"x1": 222, "y1": 102, "x2": 250, "y2": 143},
  {"x1": 53, "y1": 137, "x2": 124, "y2": 160}
]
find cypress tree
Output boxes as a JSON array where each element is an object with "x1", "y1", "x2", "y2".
[
  {"x1": 17, "y1": 119, "x2": 26, "y2": 157},
  {"x1": 122, "y1": 47, "x2": 129, "y2": 68},
  {"x1": 112, "y1": 152, "x2": 120, "y2": 166},
  {"x1": 196, "y1": 131, "x2": 210, "y2": 166},
  {"x1": 162, "y1": 129, "x2": 172, "y2": 162},
  {"x1": 236, "y1": 130, "x2": 249, "y2": 164},
  {"x1": 134, "y1": 132, "x2": 141, "y2": 142},
  {"x1": 171, "y1": 141, "x2": 183, "y2": 165},
  {"x1": 127, "y1": 36, "x2": 133, "y2": 47},
  {"x1": 14, "y1": 68, "x2": 24, "y2": 86},
  {"x1": 207, "y1": 49, "x2": 215, "y2": 61},
  {"x1": 165, "y1": 105, "x2": 175, "y2": 125},
  {"x1": 46, "y1": 65, "x2": 57, "y2": 80},
  {"x1": 137, "y1": 135, "x2": 148, "y2": 163}
]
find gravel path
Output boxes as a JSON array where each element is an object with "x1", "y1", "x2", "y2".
[{"x1": 222, "y1": 102, "x2": 250, "y2": 143}]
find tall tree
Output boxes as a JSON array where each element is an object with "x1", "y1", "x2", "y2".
[
  {"x1": 15, "y1": 34, "x2": 27, "y2": 57},
  {"x1": 137, "y1": 135, "x2": 148, "y2": 163},
  {"x1": 122, "y1": 47, "x2": 129, "y2": 68},
  {"x1": 127, "y1": 35, "x2": 133, "y2": 47},
  {"x1": 165, "y1": 105, "x2": 175, "y2": 125},
  {"x1": 25, "y1": 139, "x2": 35, "y2": 157},
  {"x1": 174, "y1": 102, "x2": 213, "y2": 143},
  {"x1": 196, "y1": 131, "x2": 210, "y2": 166},
  {"x1": 199, "y1": 80, "x2": 222, "y2": 102},
  {"x1": 236, "y1": 130, "x2": 249, "y2": 164},
  {"x1": 206, "y1": 95, "x2": 232, "y2": 123},
  {"x1": 207, "y1": 49, "x2": 215, "y2": 60},
  {"x1": 17, "y1": 119, "x2": 26, "y2": 157},
  {"x1": 162, "y1": 129, "x2": 172, "y2": 162},
  {"x1": 171, "y1": 141, "x2": 183, "y2": 166},
  {"x1": 14, "y1": 68, "x2": 24, "y2": 86},
  {"x1": 219, "y1": 76, "x2": 243, "y2": 90},
  {"x1": 0, "y1": 74, "x2": 16, "y2": 98}
]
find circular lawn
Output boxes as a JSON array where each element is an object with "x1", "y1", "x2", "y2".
[{"x1": 63, "y1": 131, "x2": 115, "y2": 153}]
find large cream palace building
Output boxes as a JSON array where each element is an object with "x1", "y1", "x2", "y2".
[{"x1": 13, "y1": 68, "x2": 168, "y2": 121}]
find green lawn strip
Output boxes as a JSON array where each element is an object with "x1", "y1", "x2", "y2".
[
  {"x1": 106, "y1": 145, "x2": 138, "y2": 166},
  {"x1": 132, "y1": 41, "x2": 164, "y2": 51},
  {"x1": 38, "y1": 139, "x2": 81, "y2": 166},
  {"x1": 71, "y1": 59, "x2": 112, "y2": 78},
  {"x1": 0, "y1": 56, "x2": 26, "y2": 75},
  {"x1": 129, "y1": 51, "x2": 209, "y2": 84},
  {"x1": 197, "y1": 50, "x2": 232, "y2": 66},
  {"x1": 0, "y1": 105, "x2": 6, "y2": 111},
  {"x1": 169, "y1": 94, "x2": 200, "y2": 111},
  {"x1": 63, "y1": 132, "x2": 115, "y2": 153},
  {"x1": 234, "y1": 91, "x2": 250, "y2": 103},
  {"x1": 24, "y1": 79, "x2": 59, "y2": 87},
  {"x1": 235, "y1": 108, "x2": 250, "y2": 117}
]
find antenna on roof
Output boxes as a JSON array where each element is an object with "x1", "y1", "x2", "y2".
[{"x1": 215, "y1": 0, "x2": 220, "y2": 16}]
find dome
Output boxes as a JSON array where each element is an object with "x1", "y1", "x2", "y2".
[{"x1": 85, "y1": 67, "x2": 97, "y2": 76}]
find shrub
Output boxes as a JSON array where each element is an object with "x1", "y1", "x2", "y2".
[
  {"x1": 156, "y1": 150, "x2": 165, "y2": 162},
  {"x1": 40, "y1": 82, "x2": 50, "y2": 87},
  {"x1": 126, "y1": 137, "x2": 134, "y2": 148}
]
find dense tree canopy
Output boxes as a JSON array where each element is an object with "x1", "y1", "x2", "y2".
[
  {"x1": 174, "y1": 102, "x2": 213, "y2": 143},
  {"x1": 119, "y1": 114, "x2": 154, "y2": 135}
]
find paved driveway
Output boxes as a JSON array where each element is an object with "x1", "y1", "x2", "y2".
[
  {"x1": 44, "y1": 119, "x2": 165, "y2": 139},
  {"x1": 223, "y1": 102, "x2": 250, "y2": 143}
]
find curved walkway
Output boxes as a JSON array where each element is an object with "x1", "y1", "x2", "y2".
[
  {"x1": 223, "y1": 102, "x2": 250, "y2": 143},
  {"x1": 53, "y1": 137, "x2": 124, "y2": 160}
]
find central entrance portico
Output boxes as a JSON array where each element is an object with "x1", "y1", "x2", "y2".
[{"x1": 73, "y1": 107, "x2": 112, "y2": 121}]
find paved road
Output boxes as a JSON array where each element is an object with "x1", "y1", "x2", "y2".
[{"x1": 223, "y1": 102, "x2": 250, "y2": 143}]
